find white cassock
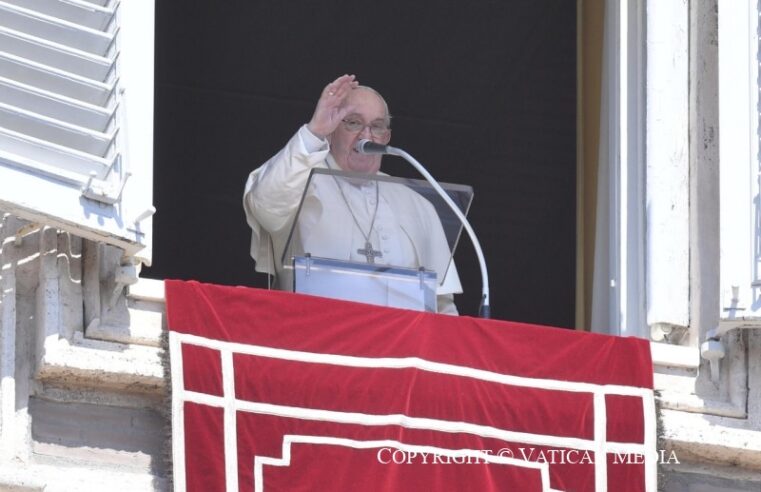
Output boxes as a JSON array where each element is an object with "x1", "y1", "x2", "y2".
[{"x1": 243, "y1": 125, "x2": 462, "y2": 314}]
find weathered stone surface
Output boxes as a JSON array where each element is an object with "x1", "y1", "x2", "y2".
[{"x1": 0, "y1": 220, "x2": 167, "y2": 490}]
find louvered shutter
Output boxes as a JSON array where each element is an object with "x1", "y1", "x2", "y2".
[
  {"x1": 718, "y1": 0, "x2": 761, "y2": 323},
  {"x1": 0, "y1": 0, "x2": 154, "y2": 263}
]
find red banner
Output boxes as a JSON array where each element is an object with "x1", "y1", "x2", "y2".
[{"x1": 166, "y1": 280, "x2": 656, "y2": 491}]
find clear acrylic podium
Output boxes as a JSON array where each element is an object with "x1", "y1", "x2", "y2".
[{"x1": 281, "y1": 168, "x2": 473, "y2": 312}]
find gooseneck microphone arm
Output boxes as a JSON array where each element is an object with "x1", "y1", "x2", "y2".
[{"x1": 355, "y1": 139, "x2": 490, "y2": 318}]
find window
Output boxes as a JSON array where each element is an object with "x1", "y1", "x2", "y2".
[
  {"x1": 0, "y1": 0, "x2": 154, "y2": 264},
  {"x1": 718, "y1": 0, "x2": 761, "y2": 328}
]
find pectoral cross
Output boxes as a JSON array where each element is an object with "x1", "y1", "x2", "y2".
[{"x1": 357, "y1": 241, "x2": 383, "y2": 264}]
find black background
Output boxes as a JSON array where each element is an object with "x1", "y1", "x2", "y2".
[{"x1": 145, "y1": 0, "x2": 577, "y2": 326}]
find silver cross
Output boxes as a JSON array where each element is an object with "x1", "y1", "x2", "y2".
[{"x1": 357, "y1": 241, "x2": 383, "y2": 264}]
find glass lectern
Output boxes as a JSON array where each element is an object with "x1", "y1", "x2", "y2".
[{"x1": 281, "y1": 168, "x2": 473, "y2": 312}]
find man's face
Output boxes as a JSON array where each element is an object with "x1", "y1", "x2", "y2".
[{"x1": 329, "y1": 88, "x2": 391, "y2": 174}]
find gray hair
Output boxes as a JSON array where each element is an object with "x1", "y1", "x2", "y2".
[{"x1": 354, "y1": 85, "x2": 392, "y2": 125}]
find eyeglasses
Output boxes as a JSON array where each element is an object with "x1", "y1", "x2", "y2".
[{"x1": 341, "y1": 118, "x2": 391, "y2": 138}]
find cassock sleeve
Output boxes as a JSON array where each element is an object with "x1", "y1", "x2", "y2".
[{"x1": 243, "y1": 126, "x2": 330, "y2": 273}]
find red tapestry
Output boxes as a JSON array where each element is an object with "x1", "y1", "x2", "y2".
[{"x1": 166, "y1": 280, "x2": 656, "y2": 491}]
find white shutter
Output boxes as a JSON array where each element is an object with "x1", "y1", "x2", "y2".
[
  {"x1": 718, "y1": 0, "x2": 760, "y2": 324},
  {"x1": 645, "y1": 0, "x2": 689, "y2": 334},
  {"x1": 0, "y1": 0, "x2": 154, "y2": 263}
]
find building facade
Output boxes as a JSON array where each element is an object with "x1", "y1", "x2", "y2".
[
  {"x1": 580, "y1": 1, "x2": 761, "y2": 489},
  {"x1": 0, "y1": 0, "x2": 760, "y2": 490}
]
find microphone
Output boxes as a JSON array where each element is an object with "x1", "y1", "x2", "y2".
[
  {"x1": 358, "y1": 141, "x2": 491, "y2": 318},
  {"x1": 355, "y1": 139, "x2": 390, "y2": 155}
]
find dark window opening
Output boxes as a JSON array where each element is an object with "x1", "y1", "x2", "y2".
[{"x1": 146, "y1": 0, "x2": 576, "y2": 325}]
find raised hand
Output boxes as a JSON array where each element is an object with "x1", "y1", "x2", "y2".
[{"x1": 307, "y1": 74, "x2": 359, "y2": 139}]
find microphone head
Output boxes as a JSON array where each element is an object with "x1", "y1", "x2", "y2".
[{"x1": 355, "y1": 139, "x2": 388, "y2": 155}]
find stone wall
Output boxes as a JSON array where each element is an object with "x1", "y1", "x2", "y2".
[
  {"x1": 654, "y1": 330, "x2": 761, "y2": 490},
  {"x1": 2, "y1": 213, "x2": 761, "y2": 491},
  {"x1": 0, "y1": 214, "x2": 166, "y2": 491}
]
